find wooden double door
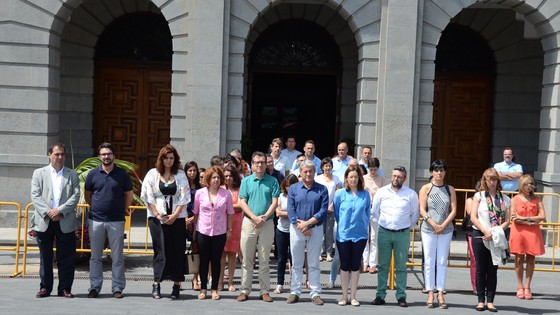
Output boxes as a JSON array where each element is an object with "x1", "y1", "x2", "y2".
[
  {"x1": 431, "y1": 73, "x2": 494, "y2": 214},
  {"x1": 94, "y1": 62, "x2": 171, "y2": 177}
]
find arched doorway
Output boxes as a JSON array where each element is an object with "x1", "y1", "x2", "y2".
[
  {"x1": 432, "y1": 24, "x2": 495, "y2": 209},
  {"x1": 248, "y1": 20, "x2": 342, "y2": 158},
  {"x1": 94, "y1": 13, "x2": 172, "y2": 176}
]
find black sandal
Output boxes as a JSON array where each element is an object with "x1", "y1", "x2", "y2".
[{"x1": 152, "y1": 283, "x2": 161, "y2": 299}]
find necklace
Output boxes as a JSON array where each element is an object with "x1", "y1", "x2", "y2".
[{"x1": 162, "y1": 173, "x2": 173, "y2": 187}]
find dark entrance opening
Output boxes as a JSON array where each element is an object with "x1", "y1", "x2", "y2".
[
  {"x1": 433, "y1": 23, "x2": 496, "y2": 215},
  {"x1": 248, "y1": 20, "x2": 341, "y2": 159}
]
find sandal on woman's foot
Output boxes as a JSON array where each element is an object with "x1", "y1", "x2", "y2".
[
  {"x1": 217, "y1": 283, "x2": 224, "y2": 291},
  {"x1": 427, "y1": 294, "x2": 435, "y2": 308},
  {"x1": 192, "y1": 279, "x2": 201, "y2": 291},
  {"x1": 438, "y1": 292, "x2": 447, "y2": 309},
  {"x1": 516, "y1": 286, "x2": 525, "y2": 299},
  {"x1": 228, "y1": 284, "x2": 237, "y2": 292},
  {"x1": 273, "y1": 285, "x2": 283, "y2": 294},
  {"x1": 212, "y1": 290, "x2": 220, "y2": 300},
  {"x1": 198, "y1": 290, "x2": 207, "y2": 300},
  {"x1": 524, "y1": 288, "x2": 533, "y2": 300}
]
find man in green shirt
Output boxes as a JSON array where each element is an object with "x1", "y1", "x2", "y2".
[{"x1": 236, "y1": 151, "x2": 280, "y2": 302}]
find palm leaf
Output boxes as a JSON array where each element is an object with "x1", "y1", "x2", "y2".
[{"x1": 75, "y1": 157, "x2": 142, "y2": 205}]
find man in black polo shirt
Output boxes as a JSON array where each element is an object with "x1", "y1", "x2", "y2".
[{"x1": 85, "y1": 142, "x2": 133, "y2": 299}]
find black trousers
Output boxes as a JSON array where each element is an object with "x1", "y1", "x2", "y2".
[
  {"x1": 149, "y1": 217, "x2": 186, "y2": 282},
  {"x1": 472, "y1": 229, "x2": 498, "y2": 303},
  {"x1": 36, "y1": 221, "x2": 76, "y2": 294},
  {"x1": 197, "y1": 232, "x2": 227, "y2": 290}
]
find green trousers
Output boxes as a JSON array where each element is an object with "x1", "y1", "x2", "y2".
[{"x1": 376, "y1": 227, "x2": 410, "y2": 300}]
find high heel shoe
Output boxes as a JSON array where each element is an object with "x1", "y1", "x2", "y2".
[
  {"x1": 152, "y1": 283, "x2": 161, "y2": 299},
  {"x1": 438, "y1": 292, "x2": 448, "y2": 309},
  {"x1": 426, "y1": 293, "x2": 435, "y2": 309},
  {"x1": 171, "y1": 284, "x2": 180, "y2": 299}
]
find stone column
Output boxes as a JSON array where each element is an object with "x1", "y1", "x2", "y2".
[
  {"x1": 172, "y1": 0, "x2": 227, "y2": 163},
  {"x1": 376, "y1": 0, "x2": 421, "y2": 186}
]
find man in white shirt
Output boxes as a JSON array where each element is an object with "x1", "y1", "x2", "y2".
[
  {"x1": 281, "y1": 136, "x2": 301, "y2": 168},
  {"x1": 371, "y1": 166, "x2": 419, "y2": 308},
  {"x1": 270, "y1": 138, "x2": 290, "y2": 176},
  {"x1": 493, "y1": 147, "x2": 523, "y2": 191}
]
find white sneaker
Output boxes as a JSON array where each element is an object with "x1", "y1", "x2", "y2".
[
  {"x1": 327, "y1": 281, "x2": 334, "y2": 289},
  {"x1": 273, "y1": 285, "x2": 283, "y2": 294}
]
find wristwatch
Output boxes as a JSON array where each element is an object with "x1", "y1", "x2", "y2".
[
  {"x1": 306, "y1": 221, "x2": 315, "y2": 229},
  {"x1": 423, "y1": 215, "x2": 430, "y2": 221},
  {"x1": 261, "y1": 215, "x2": 268, "y2": 221}
]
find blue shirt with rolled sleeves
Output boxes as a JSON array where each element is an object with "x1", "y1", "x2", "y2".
[{"x1": 287, "y1": 181, "x2": 329, "y2": 226}]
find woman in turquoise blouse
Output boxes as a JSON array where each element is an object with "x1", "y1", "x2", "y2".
[{"x1": 333, "y1": 166, "x2": 371, "y2": 306}]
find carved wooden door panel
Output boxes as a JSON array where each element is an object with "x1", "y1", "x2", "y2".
[
  {"x1": 94, "y1": 64, "x2": 171, "y2": 177},
  {"x1": 432, "y1": 74, "x2": 493, "y2": 214}
]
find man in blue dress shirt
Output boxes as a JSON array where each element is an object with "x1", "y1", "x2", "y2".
[
  {"x1": 494, "y1": 147, "x2": 523, "y2": 191},
  {"x1": 286, "y1": 160, "x2": 329, "y2": 305}
]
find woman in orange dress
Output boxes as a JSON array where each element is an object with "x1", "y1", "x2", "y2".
[
  {"x1": 218, "y1": 165, "x2": 243, "y2": 292},
  {"x1": 509, "y1": 174, "x2": 545, "y2": 300}
]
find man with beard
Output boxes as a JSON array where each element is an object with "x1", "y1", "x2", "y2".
[
  {"x1": 84, "y1": 142, "x2": 133, "y2": 299},
  {"x1": 370, "y1": 166, "x2": 419, "y2": 308}
]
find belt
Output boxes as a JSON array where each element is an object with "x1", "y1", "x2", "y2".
[{"x1": 380, "y1": 226, "x2": 409, "y2": 233}]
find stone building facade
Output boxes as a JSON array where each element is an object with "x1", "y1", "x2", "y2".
[{"x1": 1, "y1": 0, "x2": 559, "y2": 222}]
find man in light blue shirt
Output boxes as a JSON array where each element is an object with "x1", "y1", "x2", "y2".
[
  {"x1": 290, "y1": 140, "x2": 322, "y2": 174},
  {"x1": 493, "y1": 147, "x2": 523, "y2": 191},
  {"x1": 332, "y1": 141, "x2": 351, "y2": 179},
  {"x1": 281, "y1": 136, "x2": 301, "y2": 168}
]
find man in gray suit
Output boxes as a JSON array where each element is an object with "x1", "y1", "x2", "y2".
[{"x1": 31, "y1": 143, "x2": 80, "y2": 298}]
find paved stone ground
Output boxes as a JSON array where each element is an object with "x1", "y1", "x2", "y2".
[{"x1": 1, "y1": 251, "x2": 559, "y2": 315}]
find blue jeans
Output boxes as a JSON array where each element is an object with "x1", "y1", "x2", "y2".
[{"x1": 275, "y1": 228, "x2": 291, "y2": 285}]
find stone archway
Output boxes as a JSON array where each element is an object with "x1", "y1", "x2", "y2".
[
  {"x1": 247, "y1": 19, "x2": 342, "y2": 158},
  {"x1": 418, "y1": 1, "x2": 549, "y2": 194},
  {"x1": 226, "y1": 0, "x2": 380, "y2": 157}
]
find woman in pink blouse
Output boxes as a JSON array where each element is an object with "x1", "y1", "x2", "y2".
[{"x1": 193, "y1": 166, "x2": 234, "y2": 300}]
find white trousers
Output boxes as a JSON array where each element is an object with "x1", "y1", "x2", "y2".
[
  {"x1": 421, "y1": 230, "x2": 453, "y2": 291},
  {"x1": 362, "y1": 218, "x2": 379, "y2": 267},
  {"x1": 289, "y1": 224, "x2": 322, "y2": 298}
]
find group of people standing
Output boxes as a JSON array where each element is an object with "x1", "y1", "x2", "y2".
[{"x1": 31, "y1": 140, "x2": 546, "y2": 312}]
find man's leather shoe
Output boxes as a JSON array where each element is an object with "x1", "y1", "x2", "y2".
[
  {"x1": 58, "y1": 289, "x2": 74, "y2": 298},
  {"x1": 88, "y1": 289, "x2": 99, "y2": 298},
  {"x1": 236, "y1": 292, "x2": 248, "y2": 302},
  {"x1": 36, "y1": 288, "x2": 50, "y2": 298},
  {"x1": 286, "y1": 294, "x2": 299, "y2": 304},
  {"x1": 260, "y1": 293, "x2": 273, "y2": 302},
  {"x1": 113, "y1": 291, "x2": 124, "y2": 299},
  {"x1": 312, "y1": 296, "x2": 324, "y2": 305},
  {"x1": 371, "y1": 297, "x2": 385, "y2": 305},
  {"x1": 397, "y1": 297, "x2": 408, "y2": 307}
]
